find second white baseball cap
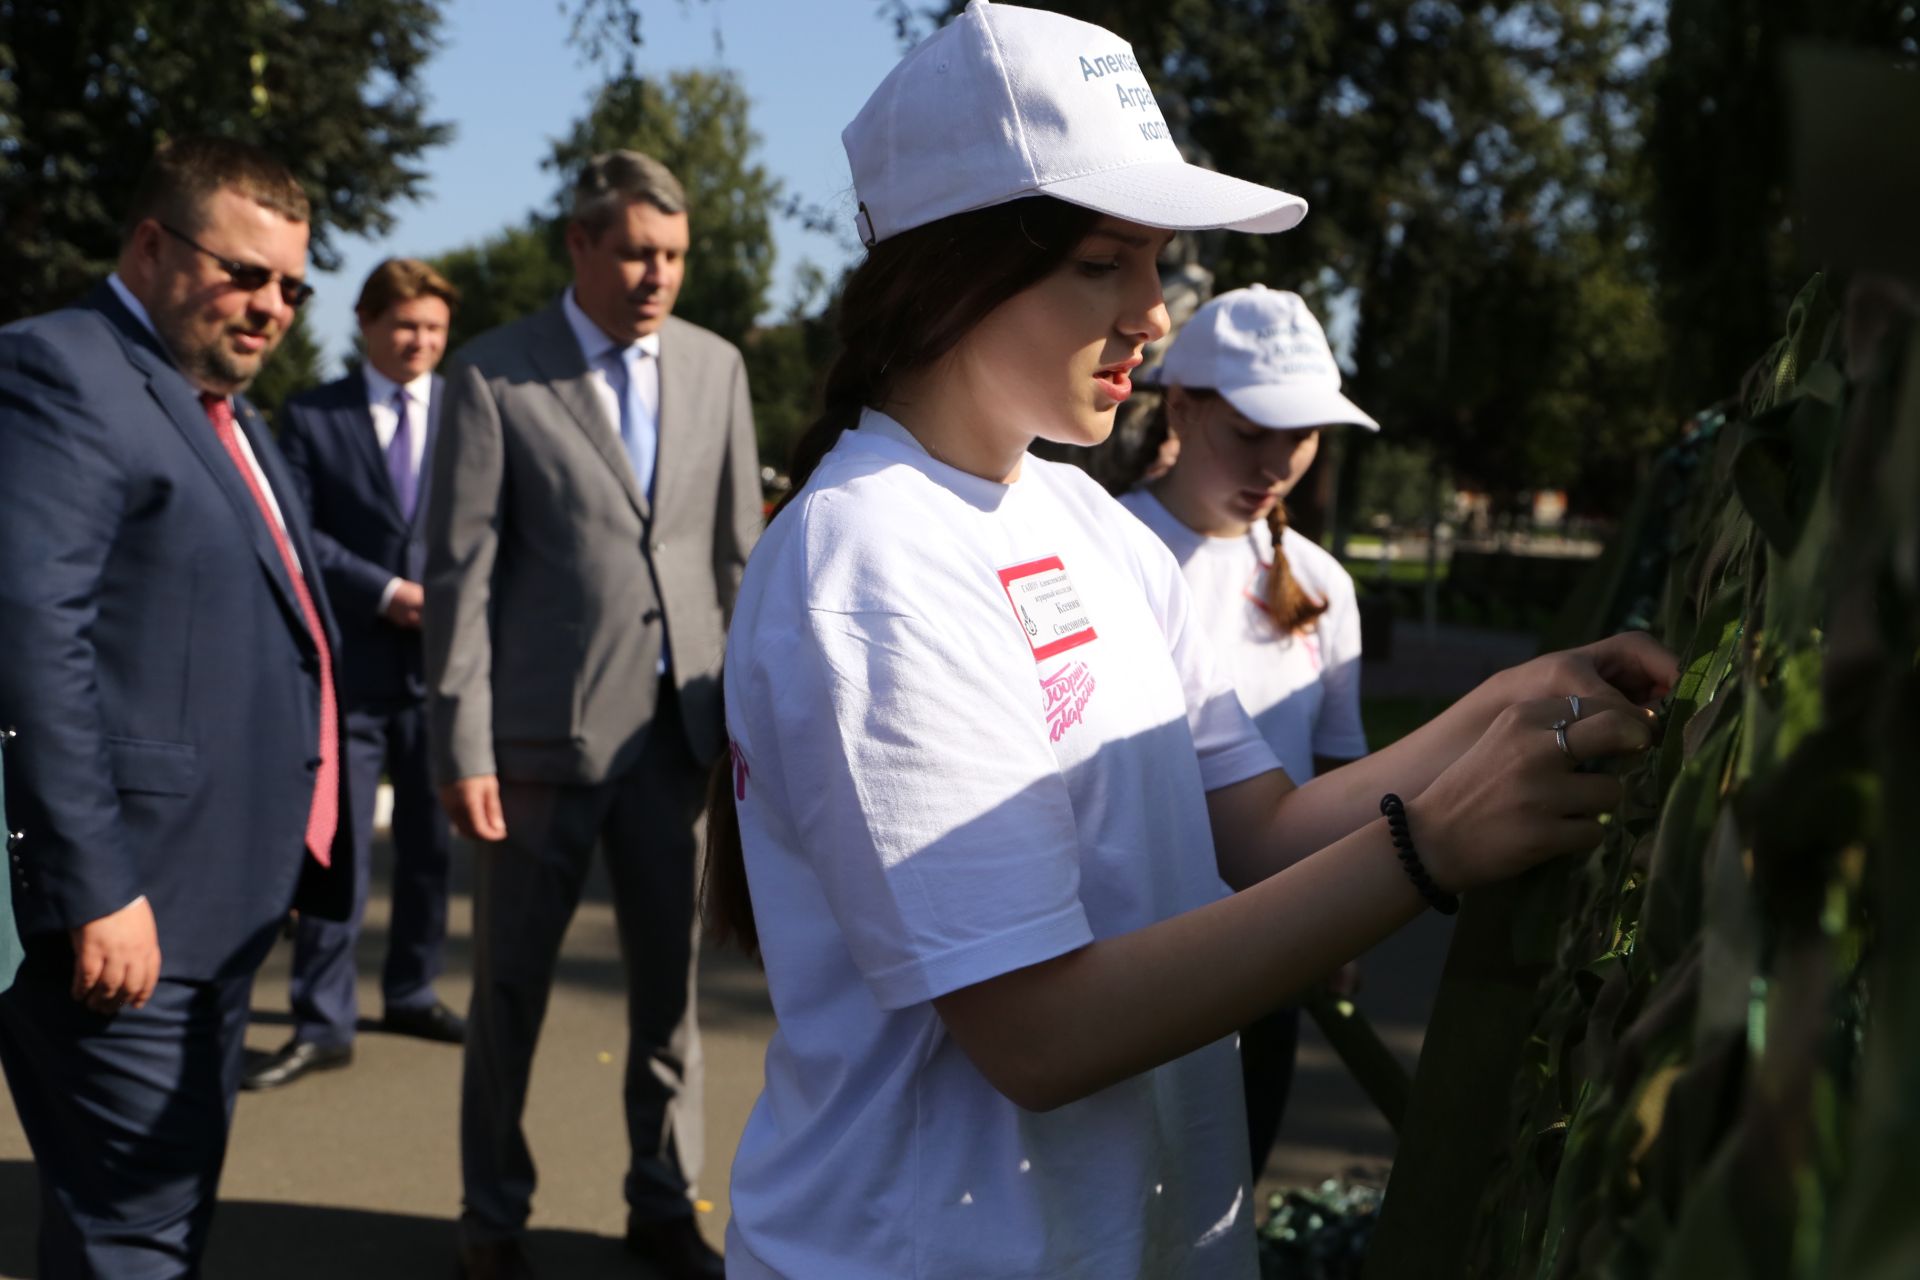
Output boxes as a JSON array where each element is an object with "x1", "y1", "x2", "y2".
[
  {"x1": 843, "y1": 0, "x2": 1307, "y2": 246},
  {"x1": 1158, "y1": 286, "x2": 1381, "y2": 432}
]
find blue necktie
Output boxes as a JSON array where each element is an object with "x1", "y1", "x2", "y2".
[
  {"x1": 619, "y1": 344, "x2": 656, "y2": 500},
  {"x1": 617, "y1": 345, "x2": 669, "y2": 674},
  {"x1": 386, "y1": 387, "x2": 418, "y2": 521}
]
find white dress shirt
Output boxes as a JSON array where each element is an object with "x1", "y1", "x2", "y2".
[
  {"x1": 561, "y1": 286, "x2": 660, "y2": 464},
  {"x1": 363, "y1": 363, "x2": 432, "y2": 473},
  {"x1": 363, "y1": 364, "x2": 434, "y2": 614},
  {"x1": 561, "y1": 288, "x2": 667, "y2": 673},
  {"x1": 106, "y1": 273, "x2": 297, "y2": 567}
]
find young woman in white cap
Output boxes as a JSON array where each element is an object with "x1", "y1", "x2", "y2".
[
  {"x1": 1118, "y1": 286, "x2": 1381, "y2": 1182},
  {"x1": 707, "y1": 4, "x2": 1673, "y2": 1277}
]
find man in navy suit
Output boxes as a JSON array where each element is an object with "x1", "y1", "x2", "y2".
[
  {"x1": 244, "y1": 259, "x2": 467, "y2": 1090},
  {"x1": 0, "y1": 137, "x2": 353, "y2": 1277}
]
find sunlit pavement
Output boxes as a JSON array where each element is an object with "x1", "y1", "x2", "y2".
[
  {"x1": 0, "y1": 837, "x2": 1452, "y2": 1279},
  {"x1": 0, "y1": 624, "x2": 1532, "y2": 1276}
]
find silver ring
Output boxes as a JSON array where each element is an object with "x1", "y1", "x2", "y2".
[
  {"x1": 1551, "y1": 717, "x2": 1576, "y2": 762},
  {"x1": 1565, "y1": 694, "x2": 1582, "y2": 722}
]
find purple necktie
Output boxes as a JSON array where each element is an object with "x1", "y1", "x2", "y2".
[{"x1": 386, "y1": 387, "x2": 418, "y2": 520}]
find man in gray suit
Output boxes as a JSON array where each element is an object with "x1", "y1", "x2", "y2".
[{"x1": 424, "y1": 151, "x2": 759, "y2": 1280}]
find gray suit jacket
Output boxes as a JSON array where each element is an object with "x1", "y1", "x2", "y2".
[{"x1": 423, "y1": 303, "x2": 761, "y2": 786}]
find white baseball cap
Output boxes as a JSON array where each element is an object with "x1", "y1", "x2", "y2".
[
  {"x1": 843, "y1": 0, "x2": 1307, "y2": 246},
  {"x1": 1157, "y1": 285, "x2": 1380, "y2": 432}
]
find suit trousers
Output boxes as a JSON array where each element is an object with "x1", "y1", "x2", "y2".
[
  {"x1": 459, "y1": 681, "x2": 707, "y2": 1243},
  {"x1": 289, "y1": 699, "x2": 452, "y2": 1045},
  {"x1": 0, "y1": 938, "x2": 258, "y2": 1278}
]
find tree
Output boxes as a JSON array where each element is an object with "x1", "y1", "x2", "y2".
[
  {"x1": 1645, "y1": 0, "x2": 1919, "y2": 415},
  {"x1": 739, "y1": 263, "x2": 839, "y2": 475},
  {"x1": 432, "y1": 69, "x2": 795, "y2": 458},
  {"x1": 909, "y1": 3, "x2": 1671, "y2": 521},
  {"x1": 248, "y1": 310, "x2": 325, "y2": 430},
  {"x1": 434, "y1": 69, "x2": 781, "y2": 352},
  {"x1": 433, "y1": 218, "x2": 573, "y2": 356},
  {"x1": 0, "y1": 0, "x2": 451, "y2": 325},
  {"x1": 547, "y1": 71, "x2": 781, "y2": 347}
]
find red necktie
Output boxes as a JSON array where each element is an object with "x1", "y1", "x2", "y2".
[{"x1": 201, "y1": 394, "x2": 338, "y2": 867}]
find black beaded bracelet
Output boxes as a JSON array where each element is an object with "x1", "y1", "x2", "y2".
[{"x1": 1379, "y1": 793, "x2": 1459, "y2": 915}]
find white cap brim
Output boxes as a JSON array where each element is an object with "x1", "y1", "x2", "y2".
[
  {"x1": 1040, "y1": 160, "x2": 1307, "y2": 234},
  {"x1": 1222, "y1": 382, "x2": 1380, "y2": 432}
]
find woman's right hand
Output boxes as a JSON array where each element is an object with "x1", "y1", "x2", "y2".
[{"x1": 1406, "y1": 692, "x2": 1656, "y2": 893}]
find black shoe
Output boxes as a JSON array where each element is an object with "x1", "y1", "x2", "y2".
[
  {"x1": 457, "y1": 1238, "x2": 536, "y2": 1280},
  {"x1": 381, "y1": 999, "x2": 467, "y2": 1044},
  {"x1": 241, "y1": 1038, "x2": 352, "y2": 1091},
  {"x1": 625, "y1": 1216, "x2": 723, "y2": 1279}
]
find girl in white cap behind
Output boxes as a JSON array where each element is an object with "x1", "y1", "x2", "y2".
[
  {"x1": 1119, "y1": 285, "x2": 1380, "y2": 1185},
  {"x1": 707, "y1": 4, "x2": 1674, "y2": 1277}
]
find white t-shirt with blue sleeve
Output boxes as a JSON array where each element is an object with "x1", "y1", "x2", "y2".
[{"x1": 722, "y1": 410, "x2": 1278, "y2": 1280}]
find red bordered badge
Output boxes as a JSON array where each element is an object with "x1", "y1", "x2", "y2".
[{"x1": 997, "y1": 556, "x2": 1098, "y2": 662}]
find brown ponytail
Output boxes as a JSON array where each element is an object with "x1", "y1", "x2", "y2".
[
  {"x1": 1132, "y1": 387, "x2": 1327, "y2": 638},
  {"x1": 1262, "y1": 498, "x2": 1328, "y2": 635},
  {"x1": 702, "y1": 196, "x2": 1106, "y2": 958}
]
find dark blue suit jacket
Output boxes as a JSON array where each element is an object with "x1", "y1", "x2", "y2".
[
  {"x1": 279, "y1": 370, "x2": 442, "y2": 708},
  {"x1": 0, "y1": 284, "x2": 354, "y2": 980}
]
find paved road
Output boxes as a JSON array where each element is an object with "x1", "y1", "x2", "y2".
[
  {"x1": 0, "y1": 845, "x2": 767, "y2": 1280},
  {"x1": 0, "y1": 849, "x2": 1452, "y2": 1280},
  {"x1": 0, "y1": 622, "x2": 1525, "y2": 1277}
]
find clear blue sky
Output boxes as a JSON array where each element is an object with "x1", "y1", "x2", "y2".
[{"x1": 304, "y1": 0, "x2": 910, "y2": 374}]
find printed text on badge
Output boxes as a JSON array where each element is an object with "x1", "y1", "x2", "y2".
[{"x1": 997, "y1": 556, "x2": 1098, "y2": 662}]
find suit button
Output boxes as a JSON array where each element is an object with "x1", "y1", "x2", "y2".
[
  {"x1": 2, "y1": 725, "x2": 16, "y2": 741},
  {"x1": 7, "y1": 830, "x2": 22, "y2": 853},
  {"x1": 305, "y1": 757, "x2": 322, "y2": 772}
]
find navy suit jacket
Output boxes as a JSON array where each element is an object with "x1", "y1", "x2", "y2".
[
  {"x1": 279, "y1": 370, "x2": 442, "y2": 708},
  {"x1": 0, "y1": 284, "x2": 354, "y2": 980}
]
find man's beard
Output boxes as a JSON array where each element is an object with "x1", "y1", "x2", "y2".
[{"x1": 154, "y1": 305, "x2": 276, "y2": 394}]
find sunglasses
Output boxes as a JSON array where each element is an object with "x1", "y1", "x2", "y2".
[{"x1": 160, "y1": 223, "x2": 315, "y2": 310}]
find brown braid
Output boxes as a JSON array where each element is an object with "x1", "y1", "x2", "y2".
[
  {"x1": 1125, "y1": 388, "x2": 1329, "y2": 638},
  {"x1": 1262, "y1": 498, "x2": 1329, "y2": 635}
]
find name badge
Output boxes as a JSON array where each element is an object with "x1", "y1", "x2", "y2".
[{"x1": 997, "y1": 556, "x2": 1097, "y2": 662}]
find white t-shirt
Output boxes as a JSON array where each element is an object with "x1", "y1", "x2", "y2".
[
  {"x1": 1118, "y1": 491, "x2": 1367, "y2": 782},
  {"x1": 723, "y1": 410, "x2": 1280, "y2": 1280}
]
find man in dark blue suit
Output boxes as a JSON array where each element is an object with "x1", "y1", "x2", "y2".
[
  {"x1": 0, "y1": 137, "x2": 354, "y2": 1277},
  {"x1": 245, "y1": 258, "x2": 466, "y2": 1089}
]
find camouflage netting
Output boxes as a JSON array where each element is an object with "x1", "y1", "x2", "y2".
[{"x1": 1364, "y1": 273, "x2": 1920, "y2": 1280}]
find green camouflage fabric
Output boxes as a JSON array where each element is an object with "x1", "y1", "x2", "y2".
[{"x1": 1367, "y1": 275, "x2": 1920, "y2": 1280}]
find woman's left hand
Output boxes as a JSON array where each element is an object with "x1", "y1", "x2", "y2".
[{"x1": 1509, "y1": 631, "x2": 1678, "y2": 711}]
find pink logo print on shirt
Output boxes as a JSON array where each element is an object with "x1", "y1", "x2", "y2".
[
  {"x1": 1242, "y1": 559, "x2": 1326, "y2": 672},
  {"x1": 1041, "y1": 661, "x2": 1097, "y2": 743}
]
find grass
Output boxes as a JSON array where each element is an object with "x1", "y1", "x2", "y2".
[
  {"x1": 1361, "y1": 695, "x2": 1451, "y2": 749},
  {"x1": 1346, "y1": 559, "x2": 1444, "y2": 586}
]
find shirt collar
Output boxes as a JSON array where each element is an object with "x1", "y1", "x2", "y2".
[
  {"x1": 106, "y1": 273, "x2": 162, "y2": 342},
  {"x1": 855, "y1": 406, "x2": 1022, "y2": 508},
  {"x1": 363, "y1": 362, "x2": 432, "y2": 408},
  {"x1": 563, "y1": 286, "x2": 662, "y2": 366},
  {"x1": 107, "y1": 273, "x2": 230, "y2": 407}
]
